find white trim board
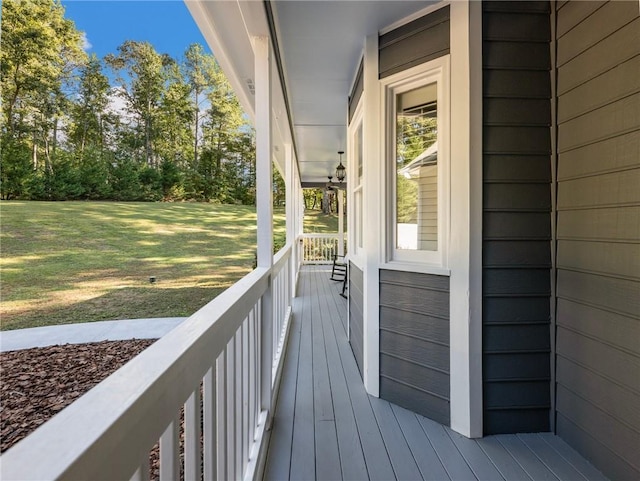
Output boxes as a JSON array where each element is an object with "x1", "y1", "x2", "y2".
[{"x1": 448, "y1": 0, "x2": 483, "y2": 439}]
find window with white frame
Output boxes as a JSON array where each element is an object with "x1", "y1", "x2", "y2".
[
  {"x1": 384, "y1": 57, "x2": 449, "y2": 267},
  {"x1": 349, "y1": 106, "x2": 364, "y2": 258}
]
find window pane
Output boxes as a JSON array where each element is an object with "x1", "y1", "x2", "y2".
[
  {"x1": 355, "y1": 122, "x2": 363, "y2": 250},
  {"x1": 395, "y1": 82, "x2": 437, "y2": 251},
  {"x1": 356, "y1": 123, "x2": 363, "y2": 181}
]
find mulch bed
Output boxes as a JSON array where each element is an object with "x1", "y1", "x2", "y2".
[{"x1": 1, "y1": 339, "x2": 155, "y2": 454}]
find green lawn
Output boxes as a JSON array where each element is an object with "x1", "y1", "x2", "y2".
[
  {"x1": 0, "y1": 202, "x2": 285, "y2": 331},
  {"x1": 303, "y1": 209, "x2": 347, "y2": 233}
]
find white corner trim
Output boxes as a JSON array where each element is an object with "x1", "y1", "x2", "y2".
[
  {"x1": 361, "y1": 33, "x2": 382, "y2": 397},
  {"x1": 448, "y1": 0, "x2": 483, "y2": 439}
]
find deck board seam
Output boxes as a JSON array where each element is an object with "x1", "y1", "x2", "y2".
[{"x1": 319, "y1": 266, "x2": 368, "y2": 480}]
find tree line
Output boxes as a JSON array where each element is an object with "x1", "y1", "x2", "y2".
[{"x1": 1, "y1": 0, "x2": 266, "y2": 203}]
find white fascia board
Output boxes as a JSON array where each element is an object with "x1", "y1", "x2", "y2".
[{"x1": 185, "y1": 0, "x2": 256, "y2": 122}]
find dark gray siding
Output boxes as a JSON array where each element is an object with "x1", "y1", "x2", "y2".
[
  {"x1": 482, "y1": 1, "x2": 552, "y2": 434},
  {"x1": 349, "y1": 262, "x2": 364, "y2": 379},
  {"x1": 348, "y1": 59, "x2": 363, "y2": 124},
  {"x1": 379, "y1": 270, "x2": 450, "y2": 425},
  {"x1": 378, "y1": 5, "x2": 450, "y2": 79},
  {"x1": 555, "y1": 2, "x2": 640, "y2": 479}
]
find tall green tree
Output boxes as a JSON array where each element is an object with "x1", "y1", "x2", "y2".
[
  {"x1": 105, "y1": 40, "x2": 169, "y2": 168},
  {"x1": 68, "y1": 55, "x2": 111, "y2": 159},
  {"x1": 156, "y1": 61, "x2": 192, "y2": 167},
  {"x1": 196, "y1": 65, "x2": 246, "y2": 200},
  {"x1": 1, "y1": 0, "x2": 86, "y2": 197},
  {"x1": 183, "y1": 43, "x2": 217, "y2": 171}
]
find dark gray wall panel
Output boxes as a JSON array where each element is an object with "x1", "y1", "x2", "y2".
[
  {"x1": 484, "y1": 324, "x2": 550, "y2": 352},
  {"x1": 484, "y1": 212, "x2": 551, "y2": 239},
  {"x1": 379, "y1": 269, "x2": 450, "y2": 425},
  {"x1": 483, "y1": 11, "x2": 551, "y2": 42},
  {"x1": 482, "y1": 1, "x2": 552, "y2": 435},
  {"x1": 378, "y1": 5, "x2": 450, "y2": 79},
  {"x1": 484, "y1": 297, "x2": 550, "y2": 324},
  {"x1": 380, "y1": 330, "x2": 449, "y2": 373},
  {"x1": 484, "y1": 409, "x2": 551, "y2": 435},
  {"x1": 484, "y1": 1, "x2": 552, "y2": 14},
  {"x1": 557, "y1": 414, "x2": 639, "y2": 481},
  {"x1": 484, "y1": 352, "x2": 550, "y2": 381},
  {"x1": 483, "y1": 268, "x2": 551, "y2": 296},
  {"x1": 380, "y1": 377, "x2": 450, "y2": 426},
  {"x1": 484, "y1": 70, "x2": 551, "y2": 98},
  {"x1": 484, "y1": 155, "x2": 551, "y2": 182},
  {"x1": 379, "y1": 283, "x2": 449, "y2": 319},
  {"x1": 483, "y1": 183, "x2": 551, "y2": 211},
  {"x1": 555, "y1": 3, "x2": 640, "y2": 479},
  {"x1": 379, "y1": 306, "x2": 448, "y2": 345},
  {"x1": 484, "y1": 126, "x2": 551, "y2": 155},
  {"x1": 483, "y1": 98, "x2": 551, "y2": 126},
  {"x1": 482, "y1": 41, "x2": 550, "y2": 70},
  {"x1": 484, "y1": 380, "x2": 550, "y2": 409},
  {"x1": 348, "y1": 59, "x2": 363, "y2": 124},
  {"x1": 380, "y1": 355, "x2": 449, "y2": 400},
  {"x1": 484, "y1": 240, "x2": 551, "y2": 266},
  {"x1": 349, "y1": 262, "x2": 364, "y2": 379}
]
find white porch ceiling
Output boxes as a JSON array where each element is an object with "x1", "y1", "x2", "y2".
[
  {"x1": 272, "y1": 0, "x2": 435, "y2": 184},
  {"x1": 187, "y1": 0, "x2": 436, "y2": 184}
]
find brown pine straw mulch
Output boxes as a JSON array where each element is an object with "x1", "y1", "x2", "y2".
[{"x1": 0, "y1": 340, "x2": 156, "y2": 454}]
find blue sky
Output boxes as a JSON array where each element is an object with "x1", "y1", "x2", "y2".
[{"x1": 61, "y1": 1, "x2": 212, "y2": 61}]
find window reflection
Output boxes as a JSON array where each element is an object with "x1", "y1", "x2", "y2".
[{"x1": 395, "y1": 82, "x2": 437, "y2": 251}]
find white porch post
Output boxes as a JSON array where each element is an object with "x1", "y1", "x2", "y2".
[
  {"x1": 338, "y1": 189, "x2": 345, "y2": 256},
  {"x1": 361, "y1": 33, "x2": 382, "y2": 397},
  {"x1": 254, "y1": 36, "x2": 274, "y2": 414},
  {"x1": 449, "y1": 0, "x2": 483, "y2": 438},
  {"x1": 285, "y1": 143, "x2": 297, "y2": 298}
]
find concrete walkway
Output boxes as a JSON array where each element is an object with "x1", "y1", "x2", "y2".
[{"x1": 0, "y1": 317, "x2": 187, "y2": 353}]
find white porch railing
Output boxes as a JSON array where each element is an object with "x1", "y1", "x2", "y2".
[
  {"x1": 1, "y1": 244, "x2": 295, "y2": 481},
  {"x1": 299, "y1": 233, "x2": 345, "y2": 264}
]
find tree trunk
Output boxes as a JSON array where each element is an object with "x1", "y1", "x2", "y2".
[
  {"x1": 32, "y1": 130, "x2": 38, "y2": 170},
  {"x1": 193, "y1": 91, "x2": 199, "y2": 170}
]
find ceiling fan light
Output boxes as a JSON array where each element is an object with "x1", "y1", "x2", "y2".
[{"x1": 335, "y1": 151, "x2": 346, "y2": 182}]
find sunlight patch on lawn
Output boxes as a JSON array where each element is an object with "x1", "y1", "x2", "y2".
[{"x1": 0, "y1": 254, "x2": 60, "y2": 267}]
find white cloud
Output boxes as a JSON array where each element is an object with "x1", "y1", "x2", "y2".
[
  {"x1": 80, "y1": 32, "x2": 92, "y2": 52},
  {"x1": 107, "y1": 87, "x2": 136, "y2": 124}
]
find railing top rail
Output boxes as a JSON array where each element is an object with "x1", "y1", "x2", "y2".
[
  {"x1": 299, "y1": 233, "x2": 341, "y2": 239},
  {"x1": 1, "y1": 267, "x2": 271, "y2": 481},
  {"x1": 273, "y1": 242, "x2": 293, "y2": 272}
]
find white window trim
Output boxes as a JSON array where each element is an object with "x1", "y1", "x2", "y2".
[
  {"x1": 348, "y1": 98, "x2": 366, "y2": 270},
  {"x1": 381, "y1": 56, "x2": 451, "y2": 272}
]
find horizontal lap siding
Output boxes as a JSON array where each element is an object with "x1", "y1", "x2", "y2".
[
  {"x1": 482, "y1": 1, "x2": 552, "y2": 435},
  {"x1": 379, "y1": 270, "x2": 450, "y2": 426},
  {"x1": 349, "y1": 262, "x2": 364, "y2": 379},
  {"x1": 348, "y1": 59, "x2": 363, "y2": 124},
  {"x1": 555, "y1": 2, "x2": 640, "y2": 478},
  {"x1": 378, "y1": 5, "x2": 450, "y2": 79}
]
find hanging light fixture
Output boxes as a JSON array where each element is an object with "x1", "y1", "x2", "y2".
[
  {"x1": 326, "y1": 176, "x2": 334, "y2": 191},
  {"x1": 335, "y1": 151, "x2": 346, "y2": 183}
]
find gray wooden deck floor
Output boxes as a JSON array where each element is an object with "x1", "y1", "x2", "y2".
[{"x1": 264, "y1": 266, "x2": 607, "y2": 481}]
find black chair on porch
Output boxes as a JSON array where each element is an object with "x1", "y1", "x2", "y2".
[{"x1": 330, "y1": 254, "x2": 348, "y2": 298}]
